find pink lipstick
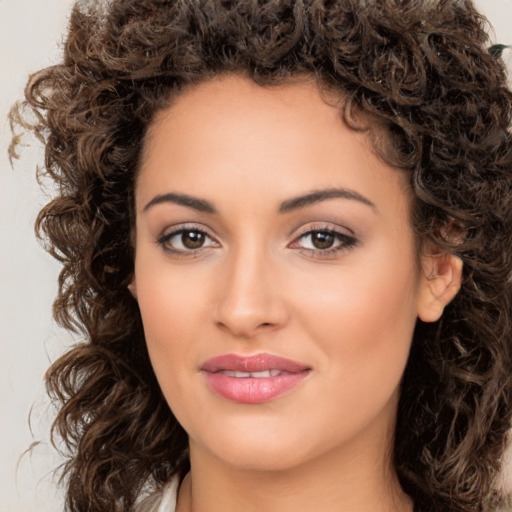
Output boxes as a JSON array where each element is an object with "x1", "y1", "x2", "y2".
[{"x1": 200, "y1": 353, "x2": 311, "y2": 404}]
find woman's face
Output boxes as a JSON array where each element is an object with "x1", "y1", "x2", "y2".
[{"x1": 132, "y1": 75, "x2": 432, "y2": 472}]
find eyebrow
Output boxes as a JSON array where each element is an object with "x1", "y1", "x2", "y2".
[
  {"x1": 278, "y1": 188, "x2": 376, "y2": 213},
  {"x1": 143, "y1": 192, "x2": 217, "y2": 214},
  {"x1": 143, "y1": 187, "x2": 376, "y2": 215}
]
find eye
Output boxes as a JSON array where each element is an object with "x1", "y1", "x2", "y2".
[
  {"x1": 290, "y1": 227, "x2": 358, "y2": 255},
  {"x1": 303, "y1": 231, "x2": 337, "y2": 250},
  {"x1": 158, "y1": 227, "x2": 219, "y2": 254}
]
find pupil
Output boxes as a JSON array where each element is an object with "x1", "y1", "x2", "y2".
[
  {"x1": 312, "y1": 232, "x2": 334, "y2": 249},
  {"x1": 182, "y1": 231, "x2": 205, "y2": 249}
]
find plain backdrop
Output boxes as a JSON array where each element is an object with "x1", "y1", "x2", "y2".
[{"x1": 1, "y1": 1, "x2": 512, "y2": 511}]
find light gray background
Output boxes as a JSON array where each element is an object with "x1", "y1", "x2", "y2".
[{"x1": 1, "y1": 1, "x2": 511, "y2": 511}]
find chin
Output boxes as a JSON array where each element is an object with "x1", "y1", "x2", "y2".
[
  {"x1": 189, "y1": 417, "x2": 334, "y2": 473},
  {"x1": 190, "y1": 418, "x2": 304, "y2": 471}
]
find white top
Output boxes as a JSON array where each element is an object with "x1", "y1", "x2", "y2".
[
  {"x1": 136, "y1": 478, "x2": 179, "y2": 512},
  {"x1": 157, "y1": 479, "x2": 179, "y2": 512}
]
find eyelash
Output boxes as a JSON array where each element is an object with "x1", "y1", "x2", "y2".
[
  {"x1": 156, "y1": 225, "x2": 358, "y2": 258},
  {"x1": 157, "y1": 225, "x2": 218, "y2": 257},
  {"x1": 289, "y1": 227, "x2": 358, "y2": 257}
]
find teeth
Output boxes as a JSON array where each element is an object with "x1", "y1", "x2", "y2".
[
  {"x1": 222, "y1": 371, "x2": 250, "y2": 377},
  {"x1": 220, "y1": 370, "x2": 282, "y2": 378},
  {"x1": 251, "y1": 370, "x2": 271, "y2": 378}
]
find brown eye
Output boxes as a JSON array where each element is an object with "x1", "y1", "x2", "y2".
[
  {"x1": 181, "y1": 230, "x2": 205, "y2": 249},
  {"x1": 290, "y1": 228, "x2": 358, "y2": 255},
  {"x1": 158, "y1": 227, "x2": 218, "y2": 254},
  {"x1": 311, "y1": 231, "x2": 334, "y2": 249}
]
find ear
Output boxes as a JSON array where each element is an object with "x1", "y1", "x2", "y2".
[
  {"x1": 417, "y1": 250, "x2": 463, "y2": 323},
  {"x1": 128, "y1": 275, "x2": 138, "y2": 300}
]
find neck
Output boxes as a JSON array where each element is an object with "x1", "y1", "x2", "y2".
[{"x1": 176, "y1": 419, "x2": 413, "y2": 512}]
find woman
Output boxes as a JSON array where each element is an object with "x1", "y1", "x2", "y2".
[{"x1": 9, "y1": 0, "x2": 512, "y2": 511}]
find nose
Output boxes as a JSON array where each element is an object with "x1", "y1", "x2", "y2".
[{"x1": 213, "y1": 246, "x2": 288, "y2": 338}]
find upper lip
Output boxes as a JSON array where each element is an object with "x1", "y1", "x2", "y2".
[{"x1": 200, "y1": 353, "x2": 311, "y2": 373}]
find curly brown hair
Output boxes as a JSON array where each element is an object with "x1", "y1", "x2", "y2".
[{"x1": 9, "y1": 0, "x2": 512, "y2": 511}]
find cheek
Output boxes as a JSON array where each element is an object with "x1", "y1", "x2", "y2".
[
  {"x1": 134, "y1": 256, "x2": 210, "y2": 380},
  {"x1": 293, "y1": 240, "x2": 419, "y2": 411}
]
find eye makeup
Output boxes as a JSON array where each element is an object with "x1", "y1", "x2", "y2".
[
  {"x1": 156, "y1": 221, "x2": 359, "y2": 261},
  {"x1": 288, "y1": 224, "x2": 359, "y2": 259},
  {"x1": 157, "y1": 224, "x2": 219, "y2": 257}
]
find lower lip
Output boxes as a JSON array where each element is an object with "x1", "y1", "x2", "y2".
[{"x1": 204, "y1": 372, "x2": 310, "y2": 404}]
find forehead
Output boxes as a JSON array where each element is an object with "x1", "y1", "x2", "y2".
[
  {"x1": 137, "y1": 74, "x2": 411, "y2": 219},
  {"x1": 143, "y1": 75, "x2": 347, "y2": 161}
]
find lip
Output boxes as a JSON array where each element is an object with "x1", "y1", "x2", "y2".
[{"x1": 200, "y1": 353, "x2": 311, "y2": 404}]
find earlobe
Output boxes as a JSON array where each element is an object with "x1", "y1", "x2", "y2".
[
  {"x1": 128, "y1": 277, "x2": 138, "y2": 300},
  {"x1": 417, "y1": 252, "x2": 463, "y2": 323}
]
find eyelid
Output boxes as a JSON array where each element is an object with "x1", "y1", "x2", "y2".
[
  {"x1": 291, "y1": 222, "x2": 355, "y2": 239},
  {"x1": 289, "y1": 220, "x2": 357, "y2": 243},
  {"x1": 158, "y1": 222, "x2": 215, "y2": 239}
]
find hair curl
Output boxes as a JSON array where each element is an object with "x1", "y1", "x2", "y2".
[{"x1": 9, "y1": 1, "x2": 512, "y2": 511}]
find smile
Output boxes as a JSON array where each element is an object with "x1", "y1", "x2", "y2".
[
  {"x1": 200, "y1": 353, "x2": 311, "y2": 404},
  {"x1": 219, "y1": 369, "x2": 284, "y2": 378}
]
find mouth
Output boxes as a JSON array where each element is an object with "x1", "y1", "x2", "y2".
[
  {"x1": 216, "y1": 369, "x2": 285, "y2": 378},
  {"x1": 200, "y1": 353, "x2": 311, "y2": 404}
]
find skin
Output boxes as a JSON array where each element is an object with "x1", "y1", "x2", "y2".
[{"x1": 131, "y1": 75, "x2": 461, "y2": 512}]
